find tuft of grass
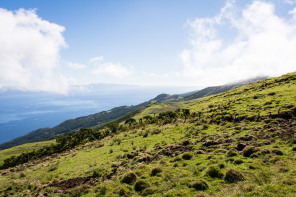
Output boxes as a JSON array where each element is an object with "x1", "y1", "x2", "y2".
[
  {"x1": 205, "y1": 165, "x2": 224, "y2": 179},
  {"x1": 121, "y1": 172, "x2": 137, "y2": 185}
]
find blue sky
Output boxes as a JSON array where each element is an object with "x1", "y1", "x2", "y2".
[{"x1": 1, "y1": 0, "x2": 296, "y2": 93}]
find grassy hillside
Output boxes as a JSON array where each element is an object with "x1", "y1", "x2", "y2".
[
  {"x1": 0, "y1": 77, "x2": 264, "y2": 151},
  {"x1": 0, "y1": 101, "x2": 151, "y2": 150},
  {"x1": 0, "y1": 72, "x2": 295, "y2": 196},
  {"x1": 0, "y1": 140, "x2": 55, "y2": 166}
]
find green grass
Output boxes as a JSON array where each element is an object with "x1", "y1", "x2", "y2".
[
  {"x1": 0, "y1": 140, "x2": 55, "y2": 165},
  {"x1": 1, "y1": 72, "x2": 296, "y2": 196}
]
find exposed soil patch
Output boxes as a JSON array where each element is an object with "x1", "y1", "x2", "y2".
[{"x1": 50, "y1": 177, "x2": 95, "y2": 190}]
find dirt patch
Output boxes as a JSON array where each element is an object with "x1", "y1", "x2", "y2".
[
  {"x1": 158, "y1": 144, "x2": 193, "y2": 157},
  {"x1": 50, "y1": 177, "x2": 95, "y2": 190}
]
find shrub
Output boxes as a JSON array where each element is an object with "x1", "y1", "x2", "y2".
[
  {"x1": 243, "y1": 146, "x2": 258, "y2": 157},
  {"x1": 205, "y1": 165, "x2": 224, "y2": 179},
  {"x1": 121, "y1": 172, "x2": 137, "y2": 185},
  {"x1": 151, "y1": 167, "x2": 162, "y2": 176},
  {"x1": 182, "y1": 152, "x2": 193, "y2": 160},
  {"x1": 191, "y1": 180, "x2": 209, "y2": 191},
  {"x1": 135, "y1": 180, "x2": 150, "y2": 192},
  {"x1": 224, "y1": 169, "x2": 244, "y2": 183}
]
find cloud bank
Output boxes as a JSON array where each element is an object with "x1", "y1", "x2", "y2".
[
  {"x1": 180, "y1": 0, "x2": 296, "y2": 86},
  {"x1": 0, "y1": 8, "x2": 67, "y2": 93},
  {"x1": 90, "y1": 56, "x2": 131, "y2": 78}
]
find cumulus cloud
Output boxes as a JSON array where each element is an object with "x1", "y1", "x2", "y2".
[
  {"x1": 0, "y1": 8, "x2": 67, "y2": 93},
  {"x1": 180, "y1": 0, "x2": 296, "y2": 86},
  {"x1": 90, "y1": 56, "x2": 131, "y2": 78}
]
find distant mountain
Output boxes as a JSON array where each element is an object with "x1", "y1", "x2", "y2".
[{"x1": 184, "y1": 76, "x2": 268, "y2": 100}]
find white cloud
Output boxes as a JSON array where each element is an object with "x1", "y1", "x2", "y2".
[
  {"x1": 64, "y1": 61, "x2": 86, "y2": 70},
  {"x1": 0, "y1": 8, "x2": 68, "y2": 93},
  {"x1": 180, "y1": 0, "x2": 296, "y2": 86},
  {"x1": 90, "y1": 56, "x2": 131, "y2": 78},
  {"x1": 89, "y1": 56, "x2": 104, "y2": 63},
  {"x1": 283, "y1": 0, "x2": 296, "y2": 5}
]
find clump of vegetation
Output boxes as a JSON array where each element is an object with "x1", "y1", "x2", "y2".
[
  {"x1": 272, "y1": 149, "x2": 284, "y2": 155},
  {"x1": 234, "y1": 159, "x2": 243, "y2": 165},
  {"x1": 151, "y1": 167, "x2": 162, "y2": 176},
  {"x1": 119, "y1": 186, "x2": 131, "y2": 196},
  {"x1": 205, "y1": 165, "x2": 224, "y2": 179},
  {"x1": 151, "y1": 129, "x2": 161, "y2": 135},
  {"x1": 243, "y1": 146, "x2": 258, "y2": 157},
  {"x1": 142, "y1": 187, "x2": 157, "y2": 196},
  {"x1": 190, "y1": 180, "x2": 209, "y2": 191},
  {"x1": 134, "y1": 180, "x2": 150, "y2": 192},
  {"x1": 121, "y1": 172, "x2": 137, "y2": 185},
  {"x1": 92, "y1": 168, "x2": 108, "y2": 179},
  {"x1": 226, "y1": 150, "x2": 238, "y2": 157},
  {"x1": 224, "y1": 169, "x2": 244, "y2": 183},
  {"x1": 182, "y1": 152, "x2": 193, "y2": 160}
]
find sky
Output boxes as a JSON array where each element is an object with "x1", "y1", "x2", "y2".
[{"x1": 0, "y1": 0, "x2": 296, "y2": 93}]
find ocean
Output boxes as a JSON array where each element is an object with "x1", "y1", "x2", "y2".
[{"x1": 0, "y1": 84, "x2": 198, "y2": 144}]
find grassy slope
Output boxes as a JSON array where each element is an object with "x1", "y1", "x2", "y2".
[
  {"x1": 0, "y1": 140, "x2": 55, "y2": 166},
  {"x1": 0, "y1": 72, "x2": 296, "y2": 196}
]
